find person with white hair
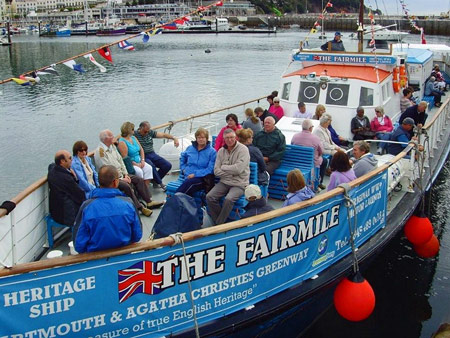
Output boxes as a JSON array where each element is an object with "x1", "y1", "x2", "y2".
[
  {"x1": 313, "y1": 114, "x2": 343, "y2": 156},
  {"x1": 431, "y1": 65, "x2": 447, "y2": 91},
  {"x1": 253, "y1": 116, "x2": 286, "y2": 175},
  {"x1": 424, "y1": 76, "x2": 443, "y2": 107}
]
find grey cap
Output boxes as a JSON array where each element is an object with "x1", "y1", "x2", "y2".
[{"x1": 402, "y1": 117, "x2": 415, "y2": 125}]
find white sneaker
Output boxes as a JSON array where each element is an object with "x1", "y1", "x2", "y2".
[{"x1": 377, "y1": 147, "x2": 382, "y2": 155}]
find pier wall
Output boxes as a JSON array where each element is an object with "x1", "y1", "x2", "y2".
[{"x1": 237, "y1": 15, "x2": 450, "y2": 36}]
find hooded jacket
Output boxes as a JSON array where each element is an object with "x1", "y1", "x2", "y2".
[
  {"x1": 73, "y1": 188, "x2": 142, "y2": 253},
  {"x1": 241, "y1": 197, "x2": 274, "y2": 219},
  {"x1": 352, "y1": 153, "x2": 378, "y2": 178},
  {"x1": 283, "y1": 186, "x2": 315, "y2": 207}
]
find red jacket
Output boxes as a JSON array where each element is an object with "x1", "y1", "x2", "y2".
[{"x1": 371, "y1": 116, "x2": 393, "y2": 133}]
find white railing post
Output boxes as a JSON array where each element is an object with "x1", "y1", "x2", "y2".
[{"x1": 9, "y1": 210, "x2": 17, "y2": 266}]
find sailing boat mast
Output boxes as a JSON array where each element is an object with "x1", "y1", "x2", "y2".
[{"x1": 358, "y1": 0, "x2": 364, "y2": 52}]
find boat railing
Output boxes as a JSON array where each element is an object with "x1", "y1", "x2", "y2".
[
  {"x1": 3, "y1": 95, "x2": 446, "y2": 277},
  {"x1": 421, "y1": 97, "x2": 450, "y2": 170},
  {"x1": 0, "y1": 147, "x2": 411, "y2": 278}
]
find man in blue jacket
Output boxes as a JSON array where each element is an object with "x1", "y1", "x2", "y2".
[
  {"x1": 387, "y1": 118, "x2": 415, "y2": 156},
  {"x1": 73, "y1": 165, "x2": 142, "y2": 253}
]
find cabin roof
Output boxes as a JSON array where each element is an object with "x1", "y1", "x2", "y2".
[{"x1": 283, "y1": 65, "x2": 391, "y2": 83}]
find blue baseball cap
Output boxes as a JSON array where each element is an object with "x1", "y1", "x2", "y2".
[{"x1": 335, "y1": 31, "x2": 341, "y2": 36}]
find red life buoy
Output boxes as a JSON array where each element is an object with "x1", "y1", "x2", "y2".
[
  {"x1": 392, "y1": 67, "x2": 400, "y2": 93},
  {"x1": 399, "y1": 64, "x2": 408, "y2": 88}
]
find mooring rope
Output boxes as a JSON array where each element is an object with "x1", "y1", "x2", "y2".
[
  {"x1": 169, "y1": 232, "x2": 200, "y2": 338},
  {"x1": 338, "y1": 183, "x2": 360, "y2": 273}
]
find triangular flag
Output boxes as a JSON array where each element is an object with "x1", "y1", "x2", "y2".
[
  {"x1": 215, "y1": 1, "x2": 223, "y2": 6},
  {"x1": 84, "y1": 53, "x2": 106, "y2": 73},
  {"x1": 118, "y1": 40, "x2": 135, "y2": 51},
  {"x1": 37, "y1": 66, "x2": 59, "y2": 76},
  {"x1": 12, "y1": 78, "x2": 31, "y2": 86},
  {"x1": 162, "y1": 23, "x2": 177, "y2": 30},
  {"x1": 141, "y1": 31, "x2": 150, "y2": 43},
  {"x1": 63, "y1": 60, "x2": 85, "y2": 73},
  {"x1": 151, "y1": 28, "x2": 163, "y2": 36},
  {"x1": 421, "y1": 28, "x2": 427, "y2": 44},
  {"x1": 326, "y1": 1, "x2": 333, "y2": 7},
  {"x1": 174, "y1": 19, "x2": 185, "y2": 24},
  {"x1": 98, "y1": 47, "x2": 113, "y2": 64}
]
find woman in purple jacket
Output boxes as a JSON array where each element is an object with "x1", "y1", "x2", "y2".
[{"x1": 327, "y1": 151, "x2": 357, "y2": 191}]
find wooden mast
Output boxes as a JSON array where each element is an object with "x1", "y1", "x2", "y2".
[{"x1": 358, "y1": 0, "x2": 364, "y2": 52}]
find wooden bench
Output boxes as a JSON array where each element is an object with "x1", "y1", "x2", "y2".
[{"x1": 268, "y1": 144, "x2": 314, "y2": 200}]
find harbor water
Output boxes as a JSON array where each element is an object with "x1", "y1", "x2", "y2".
[{"x1": 0, "y1": 30, "x2": 449, "y2": 337}]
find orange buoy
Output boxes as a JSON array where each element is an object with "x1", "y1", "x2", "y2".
[
  {"x1": 334, "y1": 272, "x2": 376, "y2": 321},
  {"x1": 414, "y1": 234, "x2": 440, "y2": 258},
  {"x1": 404, "y1": 215, "x2": 433, "y2": 245},
  {"x1": 392, "y1": 67, "x2": 400, "y2": 93}
]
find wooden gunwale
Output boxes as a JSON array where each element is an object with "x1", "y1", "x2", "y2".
[{"x1": 1, "y1": 97, "x2": 447, "y2": 278}]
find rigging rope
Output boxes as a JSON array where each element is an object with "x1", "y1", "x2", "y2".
[
  {"x1": 169, "y1": 232, "x2": 200, "y2": 338},
  {"x1": 0, "y1": 1, "x2": 224, "y2": 86}
]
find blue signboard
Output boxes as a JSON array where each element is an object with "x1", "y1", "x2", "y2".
[
  {"x1": 0, "y1": 173, "x2": 387, "y2": 337},
  {"x1": 292, "y1": 53, "x2": 397, "y2": 65}
]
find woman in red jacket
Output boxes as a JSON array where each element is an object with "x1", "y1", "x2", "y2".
[{"x1": 370, "y1": 106, "x2": 393, "y2": 155}]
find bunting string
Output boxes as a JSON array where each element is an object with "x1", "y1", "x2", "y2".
[
  {"x1": 399, "y1": 0, "x2": 426, "y2": 43},
  {"x1": 0, "y1": 0, "x2": 225, "y2": 86},
  {"x1": 299, "y1": 1, "x2": 334, "y2": 51}
]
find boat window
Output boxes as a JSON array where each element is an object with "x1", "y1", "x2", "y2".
[
  {"x1": 359, "y1": 87, "x2": 374, "y2": 106},
  {"x1": 325, "y1": 83, "x2": 349, "y2": 106},
  {"x1": 282, "y1": 82, "x2": 291, "y2": 101},
  {"x1": 298, "y1": 82, "x2": 320, "y2": 104}
]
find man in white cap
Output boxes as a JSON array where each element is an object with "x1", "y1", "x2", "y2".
[
  {"x1": 241, "y1": 184, "x2": 274, "y2": 219},
  {"x1": 321, "y1": 32, "x2": 345, "y2": 51}
]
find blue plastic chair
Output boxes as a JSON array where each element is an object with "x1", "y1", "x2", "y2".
[{"x1": 45, "y1": 214, "x2": 71, "y2": 248}]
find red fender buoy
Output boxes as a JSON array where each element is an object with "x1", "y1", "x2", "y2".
[
  {"x1": 414, "y1": 234, "x2": 440, "y2": 258},
  {"x1": 404, "y1": 215, "x2": 433, "y2": 245},
  {"x1": 334, "y1": 272, "x2": 376, "y2": 321}
]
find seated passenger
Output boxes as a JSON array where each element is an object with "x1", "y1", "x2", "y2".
[
  {"x1": 283, "y1": 169, "x2": 315, "y2": 206},
  {"x1": 242, "y1": 108, "x2": 262, "y2": 134},
  {"x1": 255, "y1": 106, "x2": 278, "y2": 123},
  {"x1": 399, "y1": 101, "x2": 428, "y2": 135},
  {"x1": 351, "y1": 106, "x2": 375, "y2": 141},
  {"x1": 253, "y1": 116, "x2": 286, "y2": 175},
  {"x1": 73, "y1": 165, "x2": 142, "y2": 253},
  {"x1": 117, "y1": 122, "x2": 153, "y2": 186},
  {"x1": 293, "y1": 102, "x2": 312, "y2": 119},
  {"x1": 237, "y1": 128, "x2": 269, "y2": 186},
  {"x1": 206, "y1": 129, "x2": 250, "y2": 225},
  {"x1": 71, "y1": 140, "x2": 99, "y2": 198},
  {"x1": 268, "y1": 97, "x2": 284, "y2": 121},
  {"x1": 48, "y1": 150, "x2": 86, "y2": 226},
  {"x1": 94, "y1": 129, "x2": 163, "y2": 217},
  {"x1": 424, "y1": 76, "x2": 443, "y2": 107},
  {"x1": 327, "y1": 151, "x2": 357, "y2": 191},
  {"x1": 291, "y1": 119, "x2": 327, "y2": 190},
  {"x1": 387, "y1": 118, "x2": 415, "y2": 156},
  {"x1": 351, "y1": 141, "x2": 378, "y2": 178},
  {"x1": 328, "y1": 123, "x2": 349, "y2": 149},
  {"x1": 134, "y1": 121, "x2": 179, "y2": 192},
  {"x1": 214, "y1": 113, "x2": 242, "y2": 151},
  {"x1": 431, "y1": 65, "x2": 447, "y2": 91},
  {"x1": 176, "y1": 128, "x2": 216, "y2": 196},
  {"x1": 400, "y1": 88, "x2": 414, "y2": 113},
  {"x1": 370, "y1": 106, "x2": 393, "y2": 154},
  {"x1": 312, "y1": 104, "x2": 326, "y2": 120},
  {"x1": 241, "y1": 184, "x2": 274, "y2": 219},
  {"x1": 313, "y1": 114, "x2": 343, "y2": 156}
]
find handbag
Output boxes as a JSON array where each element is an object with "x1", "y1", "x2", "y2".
[{"x1": 122, "y1": 156, "x2": 136, "y2": 175}]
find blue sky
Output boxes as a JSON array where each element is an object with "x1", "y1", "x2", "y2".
[{"x1": 364, "y1": 0, "x2": 448, "y2": 16}]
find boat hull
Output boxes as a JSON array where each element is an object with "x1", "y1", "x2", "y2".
[{"x1": 96, "y1": 28, "x2": 127, "y2": 36}]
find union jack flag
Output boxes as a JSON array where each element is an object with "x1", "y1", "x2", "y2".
[
  {"x1": 118, "y1": 40, "x2": 135, "y2": 51},
  {"x1": 118, "y1": 260, "x2": 163, "y2": 303}
]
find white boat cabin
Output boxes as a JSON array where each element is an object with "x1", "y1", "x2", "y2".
[{"x1": 279, "y1": 50, "x2": 405, "y2": 139}]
